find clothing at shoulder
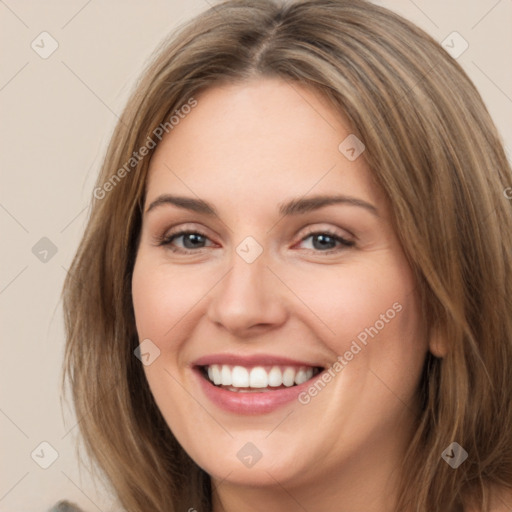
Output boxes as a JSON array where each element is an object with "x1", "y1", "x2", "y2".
[{"x1": 48, "y1": 501, "x2": 85, "y2": 512}]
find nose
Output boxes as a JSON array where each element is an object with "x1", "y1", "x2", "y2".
[{"x1": 206, "y1": 249, "x2": 289, "y2": 338}]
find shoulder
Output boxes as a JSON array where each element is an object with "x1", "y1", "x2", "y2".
[{"x1": 47, "y1": 501, "x2": 85, "y2": 512}]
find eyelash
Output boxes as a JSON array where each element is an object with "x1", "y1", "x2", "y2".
[{"x1": 157, "y1": 228, "x2": 355, "y2": 255}]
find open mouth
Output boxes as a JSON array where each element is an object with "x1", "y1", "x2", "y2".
[{"x1": 198, "y1": 364, "x2": 323, "y2": 393}]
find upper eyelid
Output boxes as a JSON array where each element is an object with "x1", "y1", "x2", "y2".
[
  {"x1": 161, "y1": 224, "x2": 353, "y2": 241},
  {"x1": 161, "y1": 224, "x2": 214, "y2": 241}
]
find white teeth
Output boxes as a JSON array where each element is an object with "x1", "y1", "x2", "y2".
[
  {"x1": 294, "y1": 368, "x2": 313, "y2": 385},
  {"x1": 268, "y1": 366, "x2": 282, "y2": 387},
  {"x1": 231, "y1": 366, "x2": 249, "y2": 387},
  {"x1": 221, "y1": 365, "x2": 232, "y2": 386},
  {"x1": 204, "y1": 364, "x2": 318, "y2": 389},
  {"x1": 249, "y1": 367, "x2": 268, "y2": 388},
  {"x1": 282, "y1": 367, "x2": 296, "y2": 387},
  {"x1": 211, "y1": 365, "x2": 222, "y2": 385}
]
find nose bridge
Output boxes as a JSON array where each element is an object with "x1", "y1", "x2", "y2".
[{"x1": 206, "y1": 241, "x2": 288, "y2": 334}]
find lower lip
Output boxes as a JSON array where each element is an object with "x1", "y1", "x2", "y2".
[{"x1": 194, "y1": 368, "x2": 317, "y2": 415}]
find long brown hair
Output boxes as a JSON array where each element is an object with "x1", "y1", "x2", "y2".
[{"x1": 62, "y1": 1, "x2": 512, "y2": 510}]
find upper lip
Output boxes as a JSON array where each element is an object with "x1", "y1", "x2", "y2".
[{"x1": 192, "y1": 353, "x2": 325, "y2": 368}]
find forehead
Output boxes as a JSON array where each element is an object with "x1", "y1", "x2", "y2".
[{"x1": 145, "y1": 78, "x2": 384, "y2": 215}]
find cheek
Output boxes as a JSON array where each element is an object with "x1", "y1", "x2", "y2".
[
  {"x1": 285, "y1": 259, "x2": 418, "y2": 346},
  {"x1": 131, "y1": 257, "x2": 203, "y2": 430},
  {"x1": 131, "y1": 257, "x2": 209, "y2": 343},
  {"x1": 335, "y1": 268, "x2": 424, "y2": 400},
  {"x1": 289, "y1": 257, "x2": 426, "y2": 397}
]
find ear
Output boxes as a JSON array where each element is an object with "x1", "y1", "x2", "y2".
[{"x1": 428, "y1": 324, "x2": 448, "y2": 358}]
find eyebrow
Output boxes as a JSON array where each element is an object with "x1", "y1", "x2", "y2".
[{"x1": 145, "y1": 193, "x2": 378, "y2": 217}]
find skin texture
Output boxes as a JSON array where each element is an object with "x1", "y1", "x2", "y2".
[{"x1": 131, "y1": 78, "x2": 433, "y2": 511}]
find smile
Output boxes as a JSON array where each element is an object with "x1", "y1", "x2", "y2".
[
  {"x1": 192, "y1": 354, "x2": 327, "y2": 414},
  {"x1": 201, "y1": 364, "x2": 322, "y2": 391}
]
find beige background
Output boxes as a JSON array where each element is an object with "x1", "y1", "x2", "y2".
[{"x1": 1, "y1": 1, "x2": 511, "y2": 511}]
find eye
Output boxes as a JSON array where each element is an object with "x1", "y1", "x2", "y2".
[
  {"x1": 156, "y1": 228, "x2": 355, "y2": 255},
  {"x1": 296, "y1": 230, "x2": 355, "y2": 253},
  {"x1": 158, "y1": 230, "x2": 214, "y2": 253}
]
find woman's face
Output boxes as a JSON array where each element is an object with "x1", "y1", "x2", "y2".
[{"x1": 132, "y1": 78, "x2": 428, "y2": 497}]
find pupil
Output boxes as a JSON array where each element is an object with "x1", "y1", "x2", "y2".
[
  {"x1": 313, "y1": 234, "x2": 335, "y2": 250},
  {"x1": 184, "y1": 233, "x2": 205, "y2": 248}
]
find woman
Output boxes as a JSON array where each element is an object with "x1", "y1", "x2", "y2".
[{"x1": 61, "y1": 0, "x2": 512, "y2": 510}]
